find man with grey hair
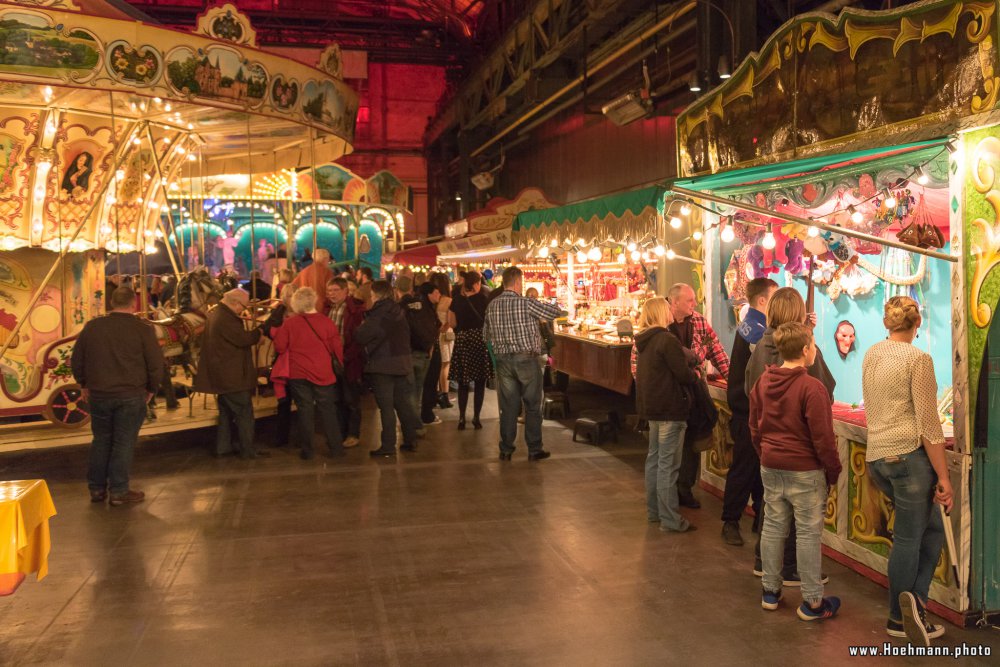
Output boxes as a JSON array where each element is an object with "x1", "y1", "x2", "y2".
[
  {"x1": 667, "y1": 282, "x2": 730, "y2": 509},
  {"x1": 484, "y1": 266, "x2": 563, "y2": 461},
  {"x1": 195, "y1": 288, "x2": 267, "y2": 458},
  {"x1": 72, "y1": 286, "x2": 163, "y2": 505},
  {"x1": 292, "y1": 247, "x2": 334, "y2": 313}
]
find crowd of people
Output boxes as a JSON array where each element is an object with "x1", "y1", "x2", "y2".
[
  {"x1": 632, "y1": 277, "x2": 952, "y2": 644},
  {"x1": 73, "y1": 254, "x2": 953, "y2": 646}
]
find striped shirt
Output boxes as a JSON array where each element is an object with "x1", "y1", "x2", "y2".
[
  {"x1": 484, "y1": 291, "x2": 562, "y2": 355},
  {"x1": 862, "y1": 340, "x2": 945, "y2": 461}
]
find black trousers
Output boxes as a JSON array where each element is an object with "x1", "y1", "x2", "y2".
[
  {"x1": 421, "y1": 345, "x2": 442, "y2": 423},
  {"x1": 721, "y1": 416, "x2": 764, "y2": 522},
  {"x1": 677, "y1": 431, "x2": 700, "y2": 496}
]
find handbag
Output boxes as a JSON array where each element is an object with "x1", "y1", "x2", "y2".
[
  {"x1": 302, "y1": 315, "x2": 346, "y2": 378},
  {"x1": 685, "y1": 377, "x2": 719, "y2": 453}
]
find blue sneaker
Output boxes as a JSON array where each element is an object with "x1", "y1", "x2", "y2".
[
  {"x1": 761, "y1": 589, "x2": 782, "y2": 611},
  {"x1": 797, "y1": 596, "x2": 841, "y2": 621}
]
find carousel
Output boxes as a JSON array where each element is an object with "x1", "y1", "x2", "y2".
[
  {"x1": 0, "y1": 0, "x2": 358, "y2": 442},
  {"x1": 166, "y1": 163, "x2": 411, "y2": 284}
]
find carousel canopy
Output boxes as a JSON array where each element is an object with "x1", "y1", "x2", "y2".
[{"x1": 0, "y1": 0, "x2": 357, "y2": 257}]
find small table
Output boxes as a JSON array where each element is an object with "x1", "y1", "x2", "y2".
[{"x1": 0, "y1": 480, "x2": 57, "y2": 595}]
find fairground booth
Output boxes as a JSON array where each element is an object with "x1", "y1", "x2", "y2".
[
  {"x1": 671, "y1": 0, "x2": 1000, "y2": 624},
  {"x1": 0, "y1": 0, "x2": 356, "y2": 428},
  {"x1": 513, "y1": 186, "x2": 700, "y2": 396}
]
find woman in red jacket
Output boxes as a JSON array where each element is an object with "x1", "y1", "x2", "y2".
[{"x1": 272, "y1": 287, "x2": 345, "y2": 460}]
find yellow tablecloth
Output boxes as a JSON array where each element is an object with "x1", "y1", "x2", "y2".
[{"x1": 0, "y1": 480, "x2": 57, "y2": 580}]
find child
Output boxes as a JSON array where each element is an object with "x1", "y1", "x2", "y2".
[{"x1": 749, "y1": 322, "x2": 842, "y2": 621}]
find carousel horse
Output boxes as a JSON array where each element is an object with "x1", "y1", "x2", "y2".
[{"x1": 147, "y1": 268, "x2": 223, "y2": 412}]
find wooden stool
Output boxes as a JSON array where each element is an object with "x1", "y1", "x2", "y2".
[
  {"x1": 572, "y1": 417, "x2": 617, "y2": 445},
  {"x1": 543, "y1": 391, "x2": 570, "y2": 419}
]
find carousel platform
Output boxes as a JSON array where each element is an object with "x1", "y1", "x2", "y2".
[{"x1": 0, "y1": 393, "x2": 279, "y2": 454}]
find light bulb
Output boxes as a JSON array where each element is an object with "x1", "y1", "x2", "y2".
[
  {"x1": 538, "y1": 246, "x2": 549, "y2": 258},
  {"x1": 807, "y1": 225, "x2": 820, "y2": 238},
  {"x1": 693, "y1": 230, "x2": 703, "y2": 241},
  {"x1": 630, "y1": 249, "x2": 641, "y2": 262},
  {"x1": 115, "y1": 169, "x2": 126, "y2": 181},
  {"x1": 627, "y1": 241, "x2": 637, "y2": 252},
  {"x1": 720, "y1": 226, "x2": 735, "y2": 243},
  {"x1": 680, "y1": 203, "x2": 692, "y2": 216},
  {"x1": 164, "y1": 103, "x2": 172, "y2": 112},
  {"x1": 577, "y1": 237, "x2": 587, "y2": 246},
  {"x1": 883, "y1": 191, "x2": 897, "y2": 209},
  {"x1": 587, "y1": 246, "x2": 602, "y2": 262},
  {"x1": 132, "y1": 137, "x2": 141, "y2": 146},
  {"x1": 762, "y1": 232, "x2": 776, "y2": 250},
  {"x1": 666, "y1": 247, "x2": 677, "y2": 260},
  {"x1": 669, "y1": 216, "x2": 682, "y2": 229},
  {"x1": 916, "y1": 167, "x2": 929, "y2": 185},
  {"x1": 654, "y1": 244, "x2": 666, "y2": 257},
  {"x1": 576, "y1": 250, "x2": 587, "y2": 263},
  {"x1": 616, "y1": 253, "x2": 626, "y2": 264},
  {"x1": 849, "y1": 206, "x2": 863, "y2": 224},
  {"x1": 549, "y1": 239, "x2": 557, "y2": 248}
]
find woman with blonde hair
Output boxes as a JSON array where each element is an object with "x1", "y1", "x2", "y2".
[
  {"x1": 862, "y1": 296, "x2": 951, "y2": 645},
  {"x1": 743, "y1": 286, "x2": 835, "y2": 584},
  {"x1": 634, "y1": 296, "x2": 700, "y2": 532}
]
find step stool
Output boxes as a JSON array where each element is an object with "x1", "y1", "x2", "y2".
[
  {"x1": 572, "y1": 416, "x2": 617, "y2": 445},
  {"x1": 543, "y1": 391, "x2": 570, "y2": 419}
]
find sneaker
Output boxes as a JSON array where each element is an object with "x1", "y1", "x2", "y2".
[
  {"x1": 89, "y1": 490, "x2": 107, "y2": 503},
  {"x1": 343, "y1": 436, "x2": 360, "y2": 448},
  {"x1": 899, "y1": 591, "x2": 944, "y2": 645},
  {"x1": 722, "y1": 521, "x2": 744, "y2": 546},
  {"x1": 109, "y1": 489, "x2": 145, "y2": 506},
  {"x1": 780, "y1": 572, "x2": 830, "y2": 587},
  {"x1": 761, "y1": 589, "x2": 782, "y2": 611},
  {"x1": 887, "y1": 616, "x2": 945, "y2": 641},
  {"x1": 797, "y1": 596, "x2": 841, "y2": 621}
]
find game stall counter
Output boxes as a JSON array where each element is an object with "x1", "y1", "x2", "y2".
[{"x1": 670, "y1": 0, "x2": 1000, "y2": 625}]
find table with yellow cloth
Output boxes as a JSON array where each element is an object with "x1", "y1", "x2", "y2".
[{"x1": 0, "y1": 480, "x2": 57, "y2": 595}]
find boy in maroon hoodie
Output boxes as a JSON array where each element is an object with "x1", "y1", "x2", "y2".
[{"x1": 749, "y1": 322, "x2": 842, "y2": 621}]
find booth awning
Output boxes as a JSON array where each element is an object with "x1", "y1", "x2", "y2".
[
  {"x1": 672, "y1": 139, "x2": 949, "y2": 195},
  {"x1": 513, "y1": 186, "x2": 666, "y2": 247},
  {"x1": 435, "y1": 229, "x2": 519, "y2": 263},
  {"x1": 384, "y1": 243, "x2": 440, "y2": 268}
]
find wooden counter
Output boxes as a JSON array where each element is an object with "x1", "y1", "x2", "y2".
[{"x1": 550, "y1": 331, "x2": 634, "y2": 395}]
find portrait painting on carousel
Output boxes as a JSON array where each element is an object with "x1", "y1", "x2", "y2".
[{"x1": 60, "y1": 147, "x2": 95, "y2": 199}]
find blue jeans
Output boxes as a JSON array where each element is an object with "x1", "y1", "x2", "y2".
[
  {"x1": 868, "y1": 447, "x2": 944, "y2": 621},
  {"x1": 87, "y1": 395, "x2": 148, "y2": 495},
  {"x1": 367, "y1": 373, "x2": 421, "y2": 452},
  {"x1": 645, "y1": 420, "x2": 688, "y2": 531},
  {"x1": 760, "y1": 467, "x2": 828, "y2": 605},
  {"x1": 495, "y1": 353, "x2": 544, "y2": 455},
  {"x1": 288, "y1": 379, "x2": 344, "y2": 456},
  {"x1": 217, "y1": 391, "x2": 255, "y2": 458}
]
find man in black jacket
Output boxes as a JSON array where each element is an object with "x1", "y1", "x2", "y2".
[
  {"x1": 397, "y1": 277, "x2": 442, "y2": 426},
  {"x1": 721, "y1": 278, "x2": 778, "y2": 546},
  {"x1": 193, "y1": 289, "x2": 266, "y2": 459},
  {"x1": 72, "y1": 287, "x2": 164, "y2": 506},
  {"x1": 356, "y1": 280, "x2": 422, "y2": 456}
]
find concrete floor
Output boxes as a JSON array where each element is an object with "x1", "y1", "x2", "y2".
[{"x1": 1, "y1": 383, "x2": 998, "y2": 666}]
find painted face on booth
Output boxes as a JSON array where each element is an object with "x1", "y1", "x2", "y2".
[{"x1": 835, "y1": 322, "x2": 856, "y2": 358}]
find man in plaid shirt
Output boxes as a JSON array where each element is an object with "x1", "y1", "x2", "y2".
[
  {"x1": 669, "y1": 283, "x2": 730, "y2": 508},
  {"x1": 484, "y1": 266, "x2": 563, "y2": 461}
]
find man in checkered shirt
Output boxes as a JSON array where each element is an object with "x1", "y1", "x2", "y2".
[{"x1": 484, "y1": 266, "x2": 563, "y2": 461}]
